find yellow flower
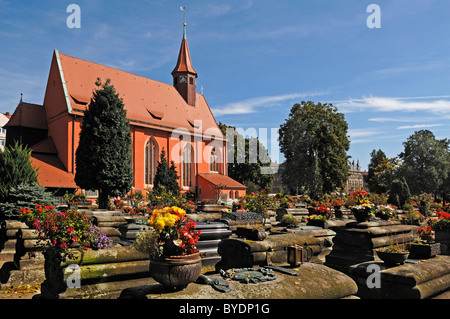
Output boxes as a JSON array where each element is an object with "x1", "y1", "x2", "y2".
[{"x1": 148, "y1": 206, "x2": 186, "y2": 233}]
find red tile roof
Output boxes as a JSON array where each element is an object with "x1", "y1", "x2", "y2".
[
  {"x1": 31, "y1": 154, "x2": 77, "y2": 188},
  {"x1": 56, "y1": 51, "x2": 221, "y2": 138},
  {"x1": 5, "y1": 102, "x2": 47, "y2": 130},
  {"x1": 198, "y1": 173, "x2": 246, "y2": 189},
  {"x1": 31, "y1": 137, "x2": 58, "y2": 155}
]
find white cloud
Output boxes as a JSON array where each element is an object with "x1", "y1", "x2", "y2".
[
  {"x1": 368, "y1": 116, "x2": 439, "y2": 123},
  {"x1": 335, "y1": 95, "x2": 450, "y2": 114},
  {"x1": 348, "y1": 128, "x2": 379, "y2": 138},
  {"x1": 397, "y1": 123, "x2": 444, "y2": 130},
  {"x1": 212, "y1": 91, "x2": 328, "y2": 116}
]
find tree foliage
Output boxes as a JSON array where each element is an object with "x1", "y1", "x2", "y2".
[
  {"x1": 388, "y1": 177, "x2": 411, "y2": 209},
  {"x1": 153, "y1": 148, "x2": 180, "y2": 196},
  {"x1": 398, "y1": 130, "x2": 449, "y2": 196},
  {"x1": 75, "y1": 79, "x2": 133, "y2": 209},
  {"x1": 279, "y1": 101, "x2": 350, "y2": 197},
  {"x1": 0, "y1": 142, "x2": 38, "y2": 202},
  {"x1": 367, "y1": 149, "x2": 399, "y2": 194},
  {"x1": 0, "y1": 183, "x2": 56, "y2": 220},
  {"x1": 218, "y1": 122, "x2": 273, "y2": 192}
]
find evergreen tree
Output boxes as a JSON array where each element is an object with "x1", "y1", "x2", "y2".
[
  {"x1": 0, "y1": 142, "x2": 38, "y2": 202},
  {"x1": 388, "y1": 177, "x2": 411, "y2": 209},
  {"x1": 153, "y1": 148, "x2": 180, "y2": 196},
  {"x1": 279, "y1": 101, "x2": 350, "y2": 197},
  {"x1": 0, "y1": 183, "x2": 56, "y2": 220},
  {"x1": 75, "y1": 78, "x2": 133, "y2": 209}
]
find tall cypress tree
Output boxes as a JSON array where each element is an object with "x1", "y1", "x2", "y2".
[
  {"x1": 75, "y1": 78, "x2": 133, "y2": 209},
  {"x1": 153, "y1": 148, "x2": 179, "y2": 196}
]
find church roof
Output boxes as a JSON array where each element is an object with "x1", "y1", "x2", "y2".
[
  {"x1": 5, "y1": 102, "x2": 47, "y2": 130},
  {"x1": 31, "y1": 153, "x2": 77, "y2": 188},
  {"x1": 198, "y1": 173, "x2": 246, "y2": 189},
  {"x1": 53, "y1": 50, "x2": 220, "y2": 138}
]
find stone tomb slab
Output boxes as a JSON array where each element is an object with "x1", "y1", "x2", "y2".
[
  {"x1": 119, "y1": 263, "x2": 358, "y2": 299},
  {"x1": 348, "y1": 255, "x2": 450, "y2": 299},
  {"x1": 325, "y1": 220, "x2": 417, "y2": 271}
]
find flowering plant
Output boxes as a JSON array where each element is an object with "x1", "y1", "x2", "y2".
[
  {"x1": 416, "y1": 225, "x2": 435, "y2": 243},
  {"x1": 349, "y1": 190, "x2": 369, "y2": 205},
  {"x1": 232, "y1": 201, "x2": 245, "y2": 212},
  {"x1": 20, "y1": 204, "x2": 111, "y2": 258},
  {"x1": 431, "y1": 211, "x2": 450, "y2": 230},
  {"x1": 332, "y1": 199, "x2": 344, "y2": 208},
  {"x1": 375, "y1": 205, "x2": 396, "y2": 220},
  {"x1": 314, "y1": 205, "x2": 331, "y2": 216},
  {"x1": 309, "y1": 214, "x2": 328, "y2": 222},
  {"x1": 147, "y1": 206, "x2": 201, "y2": 257}
]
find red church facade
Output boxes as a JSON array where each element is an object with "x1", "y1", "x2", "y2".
[{"x1": 6, "y1": 29, "x2": 246, "y2": 201}]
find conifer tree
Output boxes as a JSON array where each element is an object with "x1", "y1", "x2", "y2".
[
  {"x1": 153, "y1": 148, "x2": 180, "y2": 196},
  {"x1": 75, "y1": 78, "x2": 133, "y2": 209},
  {"x1": 0, "y1": 142, "x2": 38, "y2": 202}
]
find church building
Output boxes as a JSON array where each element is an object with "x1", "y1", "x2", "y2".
[{"x1": 5, "y1": 23, "x2": 246, "y2": 201}]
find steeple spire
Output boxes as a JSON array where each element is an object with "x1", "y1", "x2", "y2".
[{"x1": 172, "y1": 6, "x2": 197, "y2": 106}]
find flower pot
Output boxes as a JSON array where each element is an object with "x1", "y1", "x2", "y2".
[
  {"x1": 334, "y1": 207, "x2": 343, "y2": 218},
  {"x1": 408, "y1": 243, "x2": 440, "y2": 259},
  {"x1": 353, "y1": 209, "x2": 371, "y2": 223},
  {"x1": 376, "y1": 250, "x2": 409, "y2": 266},
  {"x1": 150, "y1": 252, "x2": 202, "y2": 289}
]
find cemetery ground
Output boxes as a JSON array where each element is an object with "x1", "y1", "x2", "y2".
[{"x1": 1, "y1": 192, "x2": 450, "y2": 300}]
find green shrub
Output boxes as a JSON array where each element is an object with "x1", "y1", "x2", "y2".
[
  {"x1": 0, "y1": 183, "x2": 56, "y2": 220},
  {"x1": 0, "y1": 142, "x2": 38, "y2": 201},
  {"x1": 388, "y1": 178, "x2": 411, "y2": 209}
]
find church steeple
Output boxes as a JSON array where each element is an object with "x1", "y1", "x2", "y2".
[{"x1": 172, "y1": 8, "x2": 197, "y2": 106}]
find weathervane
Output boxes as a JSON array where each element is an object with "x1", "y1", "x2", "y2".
[{"x1": 180, "y1": 6, "x2": 186, "y2": 38}]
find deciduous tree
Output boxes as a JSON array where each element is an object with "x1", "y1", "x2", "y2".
[
  {"x1": 279, "y1": 101, "x2": 350, "y2": 197},
  {"x1": 398, "y1": 130, "x2": 449, "y2": 197}
]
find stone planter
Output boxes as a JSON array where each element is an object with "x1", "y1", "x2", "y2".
[
  {"x1": 149, "y1": 252, "x2": 202, "y2": 289},
  {"x1": 408, "y1": 242, "x2": 440, "y2": 259},
  {"x1": 235, "y1": 227, "x2": 267, "y2": 241},
  {"x1": 435, "y1": 229, "x2": 450, "y2": 242},
  {"x1": 307, "y1": 219, "x2": 327, "y2": 228}
]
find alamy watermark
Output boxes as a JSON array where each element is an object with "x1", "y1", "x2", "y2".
[
  {"x1": 366, "y1": 263, "x2": 381, "y2": 289},
  {"x1": 66, "y1": 264, "x2": 81, "y2": 289},
  {"x1": 66, "y1": 4, "x2": 81, "y2": 29},
  {"x1": 367, "y1": 4, "x2": 381, "y2": 29}
]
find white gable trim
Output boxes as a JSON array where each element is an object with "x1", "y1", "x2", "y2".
[{"x1": 54, "y1": 49, "x2": 72, "y2": 113}]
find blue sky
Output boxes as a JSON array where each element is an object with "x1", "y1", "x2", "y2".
[{"x1": 1, "y1": 0, "x2": 449, "y2": 170}]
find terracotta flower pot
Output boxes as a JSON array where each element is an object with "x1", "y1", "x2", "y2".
[{"x1": 150, "y1": 252, "x2": 202, "y2": 289}]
